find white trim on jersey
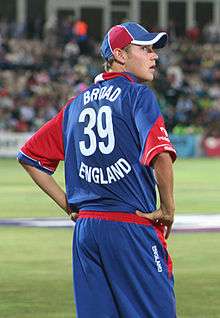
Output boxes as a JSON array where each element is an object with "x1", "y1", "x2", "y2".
[
  {"x1": 94, "y1": 74, "x2": 104, "y2": 83},
  {"x1": 143, "y1": 143, "x2": 176, "y2": 165},
  {"x1": 19, "y1": 150, "x2": 54, "y2": 172}
]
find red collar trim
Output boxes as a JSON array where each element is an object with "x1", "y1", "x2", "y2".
[{"x1": 94, "y1": 72, "x2": 137, "y2": 83}]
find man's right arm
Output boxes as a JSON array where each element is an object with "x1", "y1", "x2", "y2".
[
  {"x1": 17, "y1": 102, "x2": 78, "y2": 221},
  {"x1": 20, "y1": 162, "x2": 69, "y2": 213},
  {"x1": 19, "y1": 162, "x2": 79, "y2": 221}
]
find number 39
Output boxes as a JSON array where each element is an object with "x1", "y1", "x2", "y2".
[{"x1": 78, "y1": 106, "x2": 115, "y2": 156}]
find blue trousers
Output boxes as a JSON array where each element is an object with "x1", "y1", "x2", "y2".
[{"x1": 72, "y1": 214, "x2": 176, "y2": 318}]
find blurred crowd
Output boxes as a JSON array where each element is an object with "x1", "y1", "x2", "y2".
[
  {"x1": 155, "y1": 40, "x2": 220, "y2": 137},
  {"x1": 0, "y1": 17, "x2": 220, "y2": 137}
]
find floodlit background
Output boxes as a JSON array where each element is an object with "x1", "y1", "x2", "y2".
[{"x1": 0, "y1": 1, "x2": 220, "y2": 317}]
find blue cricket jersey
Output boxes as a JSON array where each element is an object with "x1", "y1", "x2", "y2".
[{"x1": 18, "y1": 72, "x2": 176, "y2": 213}]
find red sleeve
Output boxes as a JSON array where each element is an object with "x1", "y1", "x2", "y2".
[
  {"x1": 140, "y1": 115, "x2": 177, "y2": 166},
  {"x1": 20, "y1": 108, "x2": 65, "y2": 173}
]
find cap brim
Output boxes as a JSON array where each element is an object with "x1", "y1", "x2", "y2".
[{"x1": 131, "y1": 32, "x2": 168, "y2": 49}]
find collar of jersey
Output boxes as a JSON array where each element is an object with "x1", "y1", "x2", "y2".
[{"x1": 94, "y1": 72, "x2": 138, "y2": 83}]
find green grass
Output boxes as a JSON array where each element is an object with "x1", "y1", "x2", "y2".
[
  {"x1": 0, "y1": 228, "x2": 220, "y2": 318},
  {"x1": 0, "y1": 227, "x2": 74, "y2": 318},
  {"x1": 0, "y1": 158, "x2": 219, "y2": 218},
  {"x1": 174, "y1": 158, "x2": 220, "y2": 214},
  {"x1": 169, "y1": 232, "x2": 220, "y2": 318},
  {"x1": 0, "y1": 158, "x2": 66, "y2": 218}
]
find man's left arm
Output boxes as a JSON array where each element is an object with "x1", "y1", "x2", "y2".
[
  {"x1": 134, "y1": 89, "x2": 176, "y2": 238},
  {"x1": 137, "y1": 152, "x2": 175, "y2": 239}
]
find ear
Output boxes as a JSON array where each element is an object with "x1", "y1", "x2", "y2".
[{"x1": 112, "y1": 48, "x2": 127, "y2": 65}]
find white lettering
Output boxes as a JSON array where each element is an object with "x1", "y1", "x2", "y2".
[
  {"x1": 110, "y1": 163, "x2": 125, "y2": 180},
  {"x1": 78, "y1": 158, "x2": 131, "y2": 184},
  {"x1": 158, "y1": 136, "x2": 170, "y2": 142},
  {"x1": 160, "y1": 127, "x2": 169, "y2": 137},
  {"x1": 91, "y1": 88, "x2": 100, "y2": 101},
  {"x1": 92, "y1": 167, "x2": 100, "y2": 183},
  {"x1": 83, "y1": 86, "x2": 121, "y2": 105},
  {"x1": 106, "y1": 167, "x2": 117, "y2": 183},
  {"x1": 103, "y1": 85, "x2": 113, "y2": 99},
  {"x1": 98, "y1": 86, "x2": 107, "y2": 99},
  {"x1": 109, "y1": 87, "x2": 121, "y2": 101},
  {"x1": 84, "y1": 165, "x2": 92, "y2": 182},
  {"x1": 117, "y1": 158, "x2": 131, "y2": 174},
  {"x1": 100, "y1": 168, "x2": 108, "y2": 184},
  {"x1": 152, "y1": 245, "x2": 163, "y2": 273},
  {"x1": 79, "y1": 162, "x2": 86, "y2": 179},
  {"x1": 83, "y1": 91, "x2": 91, "y2": 106}
]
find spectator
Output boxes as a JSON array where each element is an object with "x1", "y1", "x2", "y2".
[{"x1": 0, "y1": 18, "x2": 220, "y2": 137}]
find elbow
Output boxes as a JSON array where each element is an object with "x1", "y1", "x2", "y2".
[
  {"x1": 17, "y1": 159, "x2": 27, "y2": 168},
  {"x1": 17, "y1": 157, "x2": 24, "y2": 166},
  {"x1": 17, "y1": 158, "x2": 23, "y2": 165},
  {"x1": 17, "y1": 160, "x2": 34, "y2": 173}
]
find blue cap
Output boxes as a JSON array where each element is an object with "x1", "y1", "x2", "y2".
[{"x1": 101, "y1": 22, "x2": 168, "y2": 60}]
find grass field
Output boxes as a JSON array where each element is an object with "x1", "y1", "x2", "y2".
[
  {"x1": 0, "y1": 158, "x2": 220, "y2": 317},
  {"x1": 0, "y1": 158, "x2": 219, "y2": 218},
  {"x1": 0, "y1": 228, "x2": 220, "y2": 318}
]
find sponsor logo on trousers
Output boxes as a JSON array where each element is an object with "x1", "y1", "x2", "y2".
[{"x1": 152, "y1": 245, "x2": 163, "y2": 272}]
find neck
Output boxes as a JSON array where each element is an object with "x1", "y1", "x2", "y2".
[{"x1": 109, "y1": 61, "x2": 126, "y2": 73}]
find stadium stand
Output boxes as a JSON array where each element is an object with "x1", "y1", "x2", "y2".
[{"x1": 0, "y1": 17, "x2": 220, "y2": 140}]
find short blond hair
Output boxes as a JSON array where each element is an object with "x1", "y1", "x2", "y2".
[
  {"x1": 103, "y1": 45, "x2": 132, "y2": 71},
  {"x1": 103, "y1": 57, "x2": 115, "y2": 71}
]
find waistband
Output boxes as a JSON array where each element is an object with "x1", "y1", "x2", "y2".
[
  {"x1": 78, "y1": 211, "x2": 167, "y2": 269},
  {"x1": 79, "y1": 210, "x2": 155, "y2": 227}
]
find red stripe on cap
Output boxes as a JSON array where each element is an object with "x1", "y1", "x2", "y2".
[{"x1": 109, "y1": 25, "x2": 133, "y2": 51}]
